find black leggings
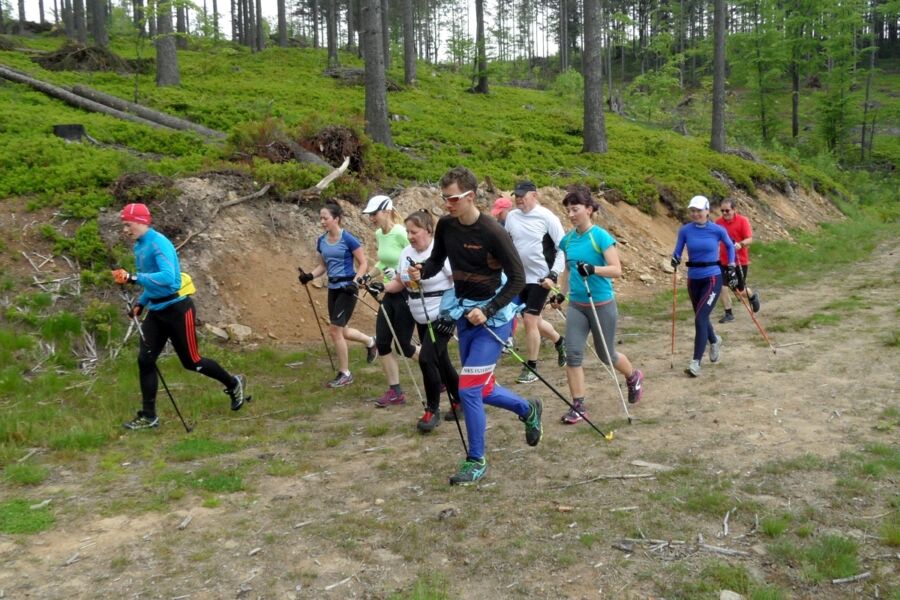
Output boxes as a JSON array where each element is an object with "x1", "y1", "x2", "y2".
[
  {"x1": 687, "y1": 275, "x2": 723, "y2": 361},
  {"x1": 416, "y1": 322, "x2": 459, "y2": 412},
  {"x1": 375, "y1": 292, "x2": 417, "y2": 357},
  {"x1": 138, "y1": 297, "x2": 233, "y2": 417}
]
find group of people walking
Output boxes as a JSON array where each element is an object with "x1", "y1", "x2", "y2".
[{"x1": 112, "y1": 166, "x2": 761, "y2": 487}]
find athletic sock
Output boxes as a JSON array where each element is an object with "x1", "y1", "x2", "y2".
[
  {"x1": 390, "y1": 383, "x2": 403, "y2": 394},
  {"x1": 526, "y1": 360, "x2": 537, "y2": 370},
  {"x1": 368, "y1": 337, "x2": 375, "y2": 348},
  {"x1": 555, "y1": 337, "x2": 564, "y2": 348},
  {"x1": 724, "y1": 309, "x2": 733, "y2": 315}
]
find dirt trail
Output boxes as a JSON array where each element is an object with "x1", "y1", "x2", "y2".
[{"x1": 2, "y1": 232, "x2": 896, "y2": 598}]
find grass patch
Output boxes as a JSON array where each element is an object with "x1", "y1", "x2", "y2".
[
  {"x1": 0, "y1": 499, "x2": 55, "y2": 534},
  {"x1": 387, "y1": 573, "x2": 451, "y2": 600},
  {"x1": 800, "y1": 535, "x2": 859, "y2": 582},
  {"x1": 760, "y1": 513, "x2": 792, "y2": 538},
  {"x1": 759, "y1": 453, "x2": 826, "y2": 475},
  {"x1": 167, "y1": 437, "x2": 239, "y2": 461},
  {"x1": 159, "y1": 467, "x2": 245, "y2": 494},
  {"x1": 3, "y1": 462, "x2": 50, "y2": 486}
]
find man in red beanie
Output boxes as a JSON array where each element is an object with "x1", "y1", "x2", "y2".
[{"x1": 112, "y1": 203, "x2": 250, "y2": 430}]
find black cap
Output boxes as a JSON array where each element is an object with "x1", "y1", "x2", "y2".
[{"x1": 513, "y1": 181, "x2": 537, "y2": 196}]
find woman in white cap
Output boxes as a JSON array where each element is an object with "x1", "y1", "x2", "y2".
[
  {"x1": 361, "y1": 194, "x2": 418, "y2": 407},
  {"x1": 671, "y1": 195, "x2": 738, "y2": 377}
]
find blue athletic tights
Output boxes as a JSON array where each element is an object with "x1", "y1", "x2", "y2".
[{"x1": 687, "y1": 275, "x2": 722, "y2": 361}]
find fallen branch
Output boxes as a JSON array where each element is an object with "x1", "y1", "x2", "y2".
[
  {"x1": 283, "y1": 157, "x2": 351, "y2": 202},
  {"x1": 551, "y1": 473, "x2": 656, "y2": 489},
  {"x1": 698, "y1": 543, "x2": 750, "y2": 557},
  {"x1": 832, "y1": 572, "x2": 871, "y2": 585},
  {"x1": 175, "y1": 184, "x2": 272, "y2": 250}
]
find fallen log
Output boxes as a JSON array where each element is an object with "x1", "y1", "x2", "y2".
[
  {"x1": 70, "y1": 85, "x2": 226, "y2": 139},
  {"x1": 0, "y1": 65, "x2": 171, "y2": 132}
]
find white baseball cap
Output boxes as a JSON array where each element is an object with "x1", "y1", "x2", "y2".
[
  {"x1": 362, "y1": 195, "x2": 393, "y2": 214},
  {"x1": 687, "y1": 195, "x2": 710, "y2": 210}
]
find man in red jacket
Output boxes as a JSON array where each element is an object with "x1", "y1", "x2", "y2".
[{"x1": 716, "y1": 199, "x2": 761, "y2": 322}]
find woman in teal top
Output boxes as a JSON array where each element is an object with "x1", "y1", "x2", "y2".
[
  {"x1": 554, "y1": 188, "x2": 644, "y2": 424},
  {"x1": 361, "y1": 195, "x2": 418, "y2": 407}
]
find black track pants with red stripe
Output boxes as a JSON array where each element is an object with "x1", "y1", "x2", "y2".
[{"x1": 138, "y1": 297, "x2": 234, "y2": 417}]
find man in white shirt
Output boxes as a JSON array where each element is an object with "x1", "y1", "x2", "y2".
[{"x1": 504, "y1": 181, "x2": 567, "y2": 383}]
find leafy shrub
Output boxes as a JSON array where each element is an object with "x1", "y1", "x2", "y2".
[{"x1": 551, "y1": 69, "x2": 583, "y2": 98}]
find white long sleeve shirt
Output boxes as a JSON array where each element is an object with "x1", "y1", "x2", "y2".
[{"x1": 504, "y1": 205, "x2": 566, "y2": 284}]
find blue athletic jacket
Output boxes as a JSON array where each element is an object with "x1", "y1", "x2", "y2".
[{"x1": 133, "y1": 228, "x2": 185, "y2": 311}]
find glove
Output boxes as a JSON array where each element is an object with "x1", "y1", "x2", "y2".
[
  {"x1": 365, "y1": 281, "x2": 385, "y2": 299},
  {"x1": 725, "y1": 265, "x2": 740, "y2": 291},
  {"x1": 343, "y1": 281, "x2": 359, "y2": 295},
  {"x1": 355, "y1": 273, "x2": 371, "y2": 286},
  {"x1": 112, "y1": 268, "x2": 136, "y2": 285},
  {"x1": 671, "y1": 256, "x2": 680, "y2": 269},
  {"x1": 128, "y1": 303, "x2": 143, "y2": 318},
  {"x1": 433, "y1": 317, "x2": 456, "y2": 337},
  {"x1": 383, "y1": 267, "x2": 396, "y2": 281},
  {"x1": 549, "y1": 293, "x2": 566, "y2": 307},
  {"x1": 298, "y1": 268, "x2": 314, "y2": 285},
  {"x1": 575, "y1": 261, "x2": 595, "y2": 278},
  {"x1": 546, "y1": 271, "x2": 558, "y2": 284}
]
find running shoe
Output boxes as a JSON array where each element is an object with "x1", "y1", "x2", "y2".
[
  {"x1": 444, "y1": 402, "x2": 462, "y2": 422},
  {"x1": 561, "y1": 399, "x2": 585, "y2": 425},
  {"x1": 417, "y1": 409, "x2": 442, "y2": 432},
  {"x1": 516, "y1": 366, "x2": 538, "y2": 384},
  {"x1": 449, "y1": 457, "x2": 487, "y2": 486},
  {"x1": 123, "y1": 412, "x2": 159, "y2": 430},
  {"x1": 375, "y1": 388, "x2": 406, "y2": 407},
  {"x1": 719, "y1": 312, "x2": 735, "y2": 323},
  {"x1": 327, "y1": 371, "x2": 354, "y2": 388},
  {"x1": 709, "y1": 335, "x2": 723, "y2": 363},
  {"x1": 226, "y1": 374, "x2": 248, "y2": 411},
  {"x1": 685, "y1": 360, "x2": 701, "y2": 377},
  {"x1": 555, "y1": 337, "x2": 567, "y2": 367},
  {"x1": 626, "y1": 369, "x2": 644, "y2": 404},
  {"x1": 366, "y1": 339, "x2": 378, "y2": 364},
  {"x1": 521, "y1": 399, "x2": 543, "y2": 446}
]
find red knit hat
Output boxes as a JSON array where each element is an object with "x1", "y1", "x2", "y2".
[{"x1": 121, "y1": 203, "x2": 152, "y2": 225}]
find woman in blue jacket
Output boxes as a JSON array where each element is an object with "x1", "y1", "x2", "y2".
[{"x1": 671, "y1": 195, "x2": 738, "y2": 377}]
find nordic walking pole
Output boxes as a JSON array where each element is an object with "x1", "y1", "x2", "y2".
[
  {"x1": 732, "y1": 288, "x2": 777, "y2": 354},
  {"x1": 298, "y1": 269, "x2": 336, "y2": 372},
  {"x1": 119, "y1": 290, "x2": 193, "y2": 433},
  {"x1": 362, "y1": 283, "x2": 426, "y2": 409},
  {"x1": 477, "y1": 319, "x2": 614, "y2": 441},
  {"x1": 670, "y1": 268, "x2": 678, "y2": 369},
  {"x1": 578, "y1": 273, "x2": 632, "y2": 425},
  {"x1": 405, "y1": 258, "x2": 467, "y2": 455}
]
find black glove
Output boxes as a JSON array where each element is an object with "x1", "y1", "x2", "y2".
[
  {"x1": 298, "y1": 269, "x2": 314, "y2": 285},
  {"x1": 433, "y1": 317, "x2": 456, "y2": 337},
  {"x1": 546, "y1": 271, "x2": 558, "y2": 284},
  {"x1": 725, "y1": 265, "x2": 740, "y2": 291},
  {"x1": 128, "y1": 303, "x2": 143, "y2": 318},
  {"x1": 343, "y1": 281, "x2": 359, "y2": 295},
  {"x1": 671, "y1": 256, "x2": 680, "y2": 269},
  {"x1": 365, "y1": 281, "x2": 385, "y2": 299},
  {"x1": 549, "y1": 293, "x2": 566, "y2": 307},
  {"x1": 355, "y1": 273, "x2": 371, "y2": 286},
  {"x1": 576, "y1": 261, "x2": 595, "y2": 278}
]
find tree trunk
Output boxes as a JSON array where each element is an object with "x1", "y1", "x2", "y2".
[
  {"x1": 559, "y1": 0, "x2": 569, "y2": 71},
  {"x1": 363, "y1": 0, "x2": 393, "y2": 146},
  {"x1": 326, "y1": 0, "x2": 339, "y2": 66},
  {"x1": 73, "y1": 0, "x2": 87, "y2": 43},
  {"x1": 401, "y1": 0, "x2": 415, "y2": 84},
  {"x1": 156, "y1": 2, "x2": 180, "y2": 86},
  {"x1": 246, "y1": 0, "x2": 256, "y2": 50},
  {"x1": 39, "y1": 0, "x2": 46, "y2": 23},
  {"x1": 90, "y1": 0, "x2": 109, "y2": 46},
  {"x1": 17, "y1": 0, "x2": 24, "y2": 23},
  {"x1": 380, "y1": 0, "x2": 390, "y2": 69},
  {"x1": 176, "y1": 4, "x2": 188, "y2": 49},
  {"x1": 148, "y1": 0, "x2": 156, "y2": 37},
  {"x1": 312, "y1": 0, "x2": 319, "y2": 48},
  {"x1": 710, "y1": 0, "x2": 726, "y2": 152},
  {"x1": 860, "y1": 8, "x2": 877, "y2": 161},
  {"x1": 277, "y1": 0, "x2": 287, "y2": 45},
  {"x1": 582, "y1": 0, "x2": 607, "y2": 153},
  {"x1": 255, "y1": 0, "x2": 264, "y2": 50},
  {"x1": 347, "y1": 0, "x2": 357, "y2": 51},
  {"x1": 472, "y1": 0, "x2": 488, "y2": 93},
  {"x1": 211, "y1": 0, "x2": 218, "y2": 39},
  {"x1": 133, "y1": 0, "x2": 144, "y2": 35}
]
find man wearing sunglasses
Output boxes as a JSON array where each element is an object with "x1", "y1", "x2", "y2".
[
  {"x1": 716, "y1": 199, "x2": 761, "y2": 322},
  {"x1": 408, "y1": 167, "x2": 543, "y2": 486}
]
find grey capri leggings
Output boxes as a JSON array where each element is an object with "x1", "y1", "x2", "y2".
[{"x1": 564, "y1": 300, "x2": 619, "y2": 368}]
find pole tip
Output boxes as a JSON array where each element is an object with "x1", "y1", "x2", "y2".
[{"x1": 605, "y1": 432, "x2": 614, "y2": 441}]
